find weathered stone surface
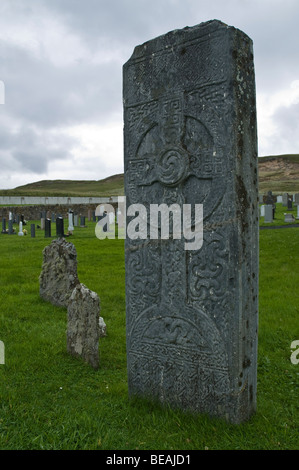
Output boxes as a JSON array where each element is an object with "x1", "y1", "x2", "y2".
[
  {"x1": 123, "y1": 20, "x2": 258, "y2": 423},
  {"x1": 39, "y1": 238, "x2": 79, "y2": 307},
  {"x1": 67, "y1": 283, "x2": 100, "y2": 369}
]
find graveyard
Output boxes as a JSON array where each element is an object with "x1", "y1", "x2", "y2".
[
  {"x1": 0, "y1": 18, "x2": 298, "y2": 452},
  {"x1": 0, "y1": 205, "x2": 298, "y2": 450}
]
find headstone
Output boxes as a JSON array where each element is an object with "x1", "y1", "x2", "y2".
[
  {"x1": 88, "y1": 209, "x2": 92, "y2": 222},
  {"x1": 41, "y1": 218, "x2": 45, "y2": 230},
  {"x1": 18, "y1": 221, "x2": 24, "y2": 236},
  {"x1": 80, "y1": 216, "x2": 86, "y2": 227},
  {"x1": 287, "y1": 198, "x2": 292, "y2": 210},
  {"x1": 1, "y1": 218, "x2": 6, "y2": 234},
  {"x1": 284, "y1": 213, "x2": 295, "y2": 223},
  {"x1": 9, "y1": 211, "x2": 12, "y2": 221},
  {"x1": 123, "y1": 20, "x2": 258, "y2": 424},
  {"x1": 8, "y1": 220, "x2": 14, "y2": 235},
  {"x1": 56, "y1": 217, "x2": 64, "y2": 238},
  {"x1": 265, "y1": 191, "x2": 274, "y2": 205},
  {"x1": 45, "y1": 218, "x2": 51, "y2": 238},
  {"x1": 264, "y1": 204, "x2": 273, "y2": 223},
  {"x1": 68, "y1": 211, "x2": 74, "y2": 233},
  {"x1": 74, "y1": 214, "x2": 79, "y2": 227},
  {"x1": 51, "y1": 213, "x2": 56, "y2": 223},
  {"x1": 297, "y1": 205, "x2": 299, "y2": 218},
  {"x1": 294, "y1": 193, "x2": 299, "y2": 206},
  {"x1": 260, "y1": 205, "x2": 265, "y2": 217},
  {"x1": 31, "y1": 224, "x2": 36, "y2": 238},
  {"x1": 277, "y1": 195, "x2": 282, "y2": 203},
  {"x1": 282, "y1": 193, "x2": 288, "y2": 207},
  {"x1": 39, "y1": 238, "x2": 80, "y2": 307},
  {"x1": 67, "y1": 283, "x2": 101, "y2": 369}
]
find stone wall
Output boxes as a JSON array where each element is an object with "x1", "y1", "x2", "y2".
[{"x1": 0, "y1": 203, "x2": 118, "y2": 221}]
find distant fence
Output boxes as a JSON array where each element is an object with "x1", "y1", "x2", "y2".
[{"x1": 0, "y1": 196, "x2": 119, "y2": 206}]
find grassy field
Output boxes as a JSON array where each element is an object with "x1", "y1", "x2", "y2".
[{"x1": 0, "y1": 208, "x2": 298, "y2": 450}]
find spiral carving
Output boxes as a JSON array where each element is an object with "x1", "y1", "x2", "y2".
[{"x1": 156, "y1": 148, "x2": 188, "y2": 186}]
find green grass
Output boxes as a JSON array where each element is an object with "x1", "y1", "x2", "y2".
[
  {"x1": 259, "y1": 202, "x2": 299, "y2": 227},
  {"x1": 0, "y1": 217, "x2": 298, "y2": 450}
]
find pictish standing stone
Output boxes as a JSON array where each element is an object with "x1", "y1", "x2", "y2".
[
  {"x1": 39, "y1": 238, "x2": 79, "y2": 307},
  {"x1": 123, "y1": 20, "x2": 259, "y2": 423},
  {"x1": 67, "y1": 283, "x2": 101, "y2": 369}
]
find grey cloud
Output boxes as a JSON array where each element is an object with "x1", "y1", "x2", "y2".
[
  {"x1": 272, "y1": 102, "x2": 299, "y2": 144},
  {"x1": 0, "y1": 120, "x2": 77, "y2": 175},
  {"x1": 1, "y1": 42, "x2": 121, "y2": 129},
  {"x1": 0, "y1": 0, "x2": 299, "y2": 188}
]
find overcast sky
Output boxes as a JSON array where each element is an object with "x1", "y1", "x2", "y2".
[{"x1": 0, "y1": 0, "x2": 299, "y2": 189}]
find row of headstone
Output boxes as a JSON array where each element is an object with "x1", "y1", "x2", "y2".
[{"x1": 263, "y1": 193, "x2": 299, "y2": 206}]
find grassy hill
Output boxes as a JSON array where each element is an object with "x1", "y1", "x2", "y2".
[
  {"x1": 0, "y1": 174, "x2": 124, "y2": 197},
  {"x1": 258, "y1": 154, "x2": 299, "y2": 193},
  {"x1": 0, "y1": 154, "x2": 298, "y2": 197}
]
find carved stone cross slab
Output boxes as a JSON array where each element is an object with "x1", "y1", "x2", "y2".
[{"x1": 123, "y1": 20, "x2": 259, "y2": 423}]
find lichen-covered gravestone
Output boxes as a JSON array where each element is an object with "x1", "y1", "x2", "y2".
[
  {"x1": 123, "y1": 20, "x2": 259, "y2": 423},
  {"x1": 67, "y1": 283, "x2": 101, "y2": 370},
  {"x1": 39, "y1": 238, "x2": 79, "y2": 307}
]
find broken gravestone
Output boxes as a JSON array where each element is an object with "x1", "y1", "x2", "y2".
[
  {"x1": 67, "y1": 283, "x2": 101, "y2": 369},
  {"x1": 39, "y1": 238, "x2": 106, "y2": 368},
  {"x1": 39, "y1": 238, "x2": 79, "y2": 307}
]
